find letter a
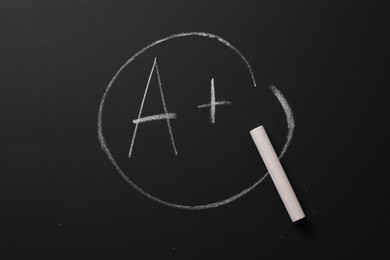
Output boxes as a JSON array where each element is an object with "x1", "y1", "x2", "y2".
[{"x1": 128, "y1": 57, "x2": 178, "y2": 158}]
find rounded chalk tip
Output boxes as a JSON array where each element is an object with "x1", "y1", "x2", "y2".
[
  {"x1": 291, "y1": 213, "x2": 306, "y2": 223},
  {"x1": 249, "y1": 125, "x2": 264, "y2": 134}
]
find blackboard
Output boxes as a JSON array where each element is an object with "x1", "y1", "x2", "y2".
[{"x1": 1, "y1": 0, "x2": 389, "y2": 258}]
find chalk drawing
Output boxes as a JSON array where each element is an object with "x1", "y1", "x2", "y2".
[
  {"x1": 132, "y1": 113, "x2": 177, "y2": 124},
  {"x1": 128, "y1": 57, "x2": 178, "y2": 158},
  {"x1": 269, "y1": 85, "x2": 295, "y2": 159},
  {"x1": 97, "y1": 32, "x2": 295, "y2": 210},
  {"x1": 197, "y1": 78, "x2": 232, "y2": 124}
]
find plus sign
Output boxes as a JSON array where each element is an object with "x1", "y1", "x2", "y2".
[{"x1": 197, "y1": 78, "x2": 232, "y2": 124}]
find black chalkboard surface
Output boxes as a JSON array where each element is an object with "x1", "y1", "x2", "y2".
[{"x1": 1, "y1": 0, "x2": 389, "y2": 258}]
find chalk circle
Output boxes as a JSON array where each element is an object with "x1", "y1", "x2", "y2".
[{"x1": 97, "y1": 32, "x2": 295, "y2": 210}]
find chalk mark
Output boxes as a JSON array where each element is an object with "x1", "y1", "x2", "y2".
[
  {"x1": 197, "y1": 78, "x2": 232, "y2": 124},
  {"x1": 132, "y1": 113, "x2": 177, "y2": 124},
  {"x1": 269, "y1": 85, "x2": 295, "y2": 159},
  {"x1": 97, "y1": 32, "x2": 294, "y2": 210},
  {"x1": 128, "y1": 57, "x2": 178, "y2": 158}
]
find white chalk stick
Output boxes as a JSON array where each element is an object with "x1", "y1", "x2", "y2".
[{"x1": 250, "y1": 126, "x2": 305, "y2": 222}]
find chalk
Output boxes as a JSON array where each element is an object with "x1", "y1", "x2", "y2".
[{"x1": 250, "y1": 126, "x2": 305, "y2": 222}]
